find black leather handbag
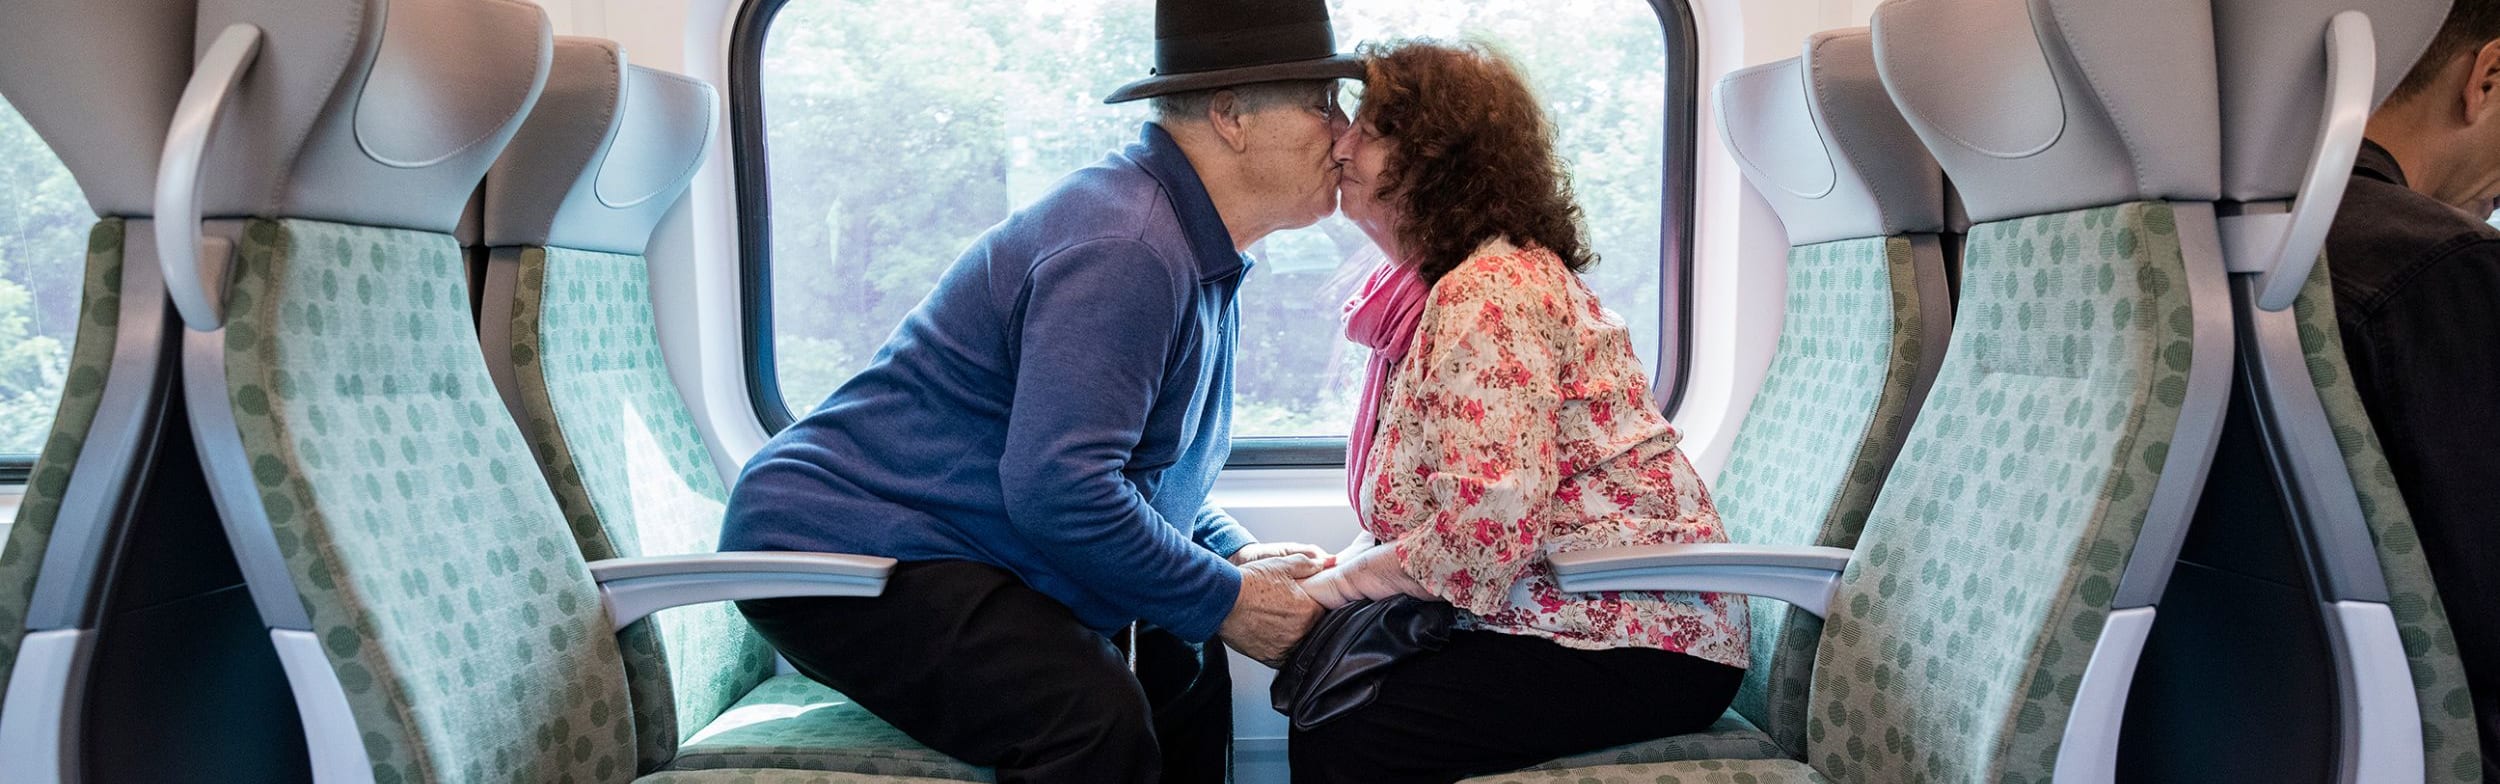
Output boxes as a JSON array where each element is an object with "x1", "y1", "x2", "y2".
[{"x1": 1268, "y1": 595, "x2": 1458, "y2": 731}]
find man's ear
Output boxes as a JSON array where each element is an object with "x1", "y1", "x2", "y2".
[
  {"x1": 1206, "y1": 90, "x2": 1254, "y2": 153},
  {"x1": 2462, "y1": 39, "x2": 2500, "y2": 126}
]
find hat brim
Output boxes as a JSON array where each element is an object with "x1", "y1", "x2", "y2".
[{"x1": 1103, "y1": 55, "x2": 1365, "y2": 104}]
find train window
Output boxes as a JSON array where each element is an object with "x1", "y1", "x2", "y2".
[
  {"x1": 0, "y1": 96, "x2": 88, "y2": 482},
  {"x1": 734, "y1": 0, "x2": 1695, "y2": 464}
]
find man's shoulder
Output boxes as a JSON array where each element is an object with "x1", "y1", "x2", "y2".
[
  {"x1": 1007, "y1": 154, "x2": 1188, "y2": 254},
  {"x1": 2327, "y1": 176, "x2": 2500, "y2": 313}
]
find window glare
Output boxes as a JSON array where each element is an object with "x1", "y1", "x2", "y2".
[
  {"x1": 0, "y1": 97, "x2": 88, "y2": 461},
  {"x1": 759, "y1": 0, "x2": 1667, "y2": 439}
]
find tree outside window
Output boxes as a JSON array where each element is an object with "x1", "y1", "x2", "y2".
[
  {"x1": 757, "y1": 0, "x2": 1668, "y2": 440},
  {"x1": 0, "y1": 98, "x2": 91, "y2": 460}
]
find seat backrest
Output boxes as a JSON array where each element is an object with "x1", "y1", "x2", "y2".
[
  {"x1": 1708, "y1": 27, "x2": 1951, "y2": 760},
  {"x1": 477, "y1": 37, "x2": 745, "y2": 771},
  {"x1": 164, "y1": 2, "x2": 666, "y2": 782},
  {"x1": 0, "y1": 0, "x2": 192, "y2": 772},
  {"x1": 1814, "y1": 0, "x2": 2235, "y2": 779},
  {"x1": 2206, "y1": 1, "x2": 2476, "y2": 780}
]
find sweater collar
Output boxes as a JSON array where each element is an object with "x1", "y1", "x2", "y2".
[{"x1": 1132, "y1": 123, "x2": 1252, "y2": 280}]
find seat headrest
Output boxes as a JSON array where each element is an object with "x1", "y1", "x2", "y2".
[
  {"x1": 2213, "y1": 0, "x2": 2450, "y2": 202},
  {"x1": 1720, "y1": 28, "x2": 1946, "y2": 246},
  {"x1": 0, "y1": 0, "x2": 198, "y2": 217},
  {"x1": 194, "y1": 0, "x2": 551, "y2": 233},
  {"x1": 1871, "y1": 0, "x2": 2221, "y2": 223},
  {"x1": 481, "y1": 38, "x2": 718, "y2": 255}
]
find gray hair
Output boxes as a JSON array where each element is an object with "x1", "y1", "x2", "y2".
[{"x1": 1150, "y1": 80, "x2": 1335, "y2": 125}]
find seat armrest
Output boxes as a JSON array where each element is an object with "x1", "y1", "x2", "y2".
[
  {"x1": 1549, "y1": 543, "x2": 1854, "y2": 618},
  {"x1": 590, "y1": 552, "x2": 899, "y2": 631}
]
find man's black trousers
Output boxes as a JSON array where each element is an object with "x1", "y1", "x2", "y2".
[{"x1": 738, "y1": 560, "x2": 1231, "y2": 784}]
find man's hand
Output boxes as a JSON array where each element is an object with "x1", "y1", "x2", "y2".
[
  {"x1": 1218, "y1": 555, "x2": 1326, "y2": 666},
  {"x1": 1229, "y1": 542, "x2": 1332, "y2": 566},
  {"x1": 1298, "y1": 541, "x2": 1436, "y2": 609}
]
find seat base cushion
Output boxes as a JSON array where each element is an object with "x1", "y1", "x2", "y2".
[
  {"x1": 1463, "y1": 758, "x2": 1830, "y2": 783},
  {"x1": 666, "y1": 674, "x2": 992, "y2": 781},
  {"x1": 1518, "y1": 711, "x2": 1788, "y2": 770}
]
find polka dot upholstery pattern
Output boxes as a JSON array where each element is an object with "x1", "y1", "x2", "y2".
[
  {"x1": 2291, "y1": 258, "x2": 2483, "y2": 782},
  {"x1": 0, "y1": 219, "x2": 123, "y2": 703},
  {"x1": 222, "y1": 218, "x2": 639, "y2": 783},
  {"x1": 667, "y1": 674, "x2": 992, "y2": 780},
  {"x1": 508, "y1": 246, "x2": 778, "y2": 770},
  {"x1": 1803, "y1": 203, "x2": 2196, "y2": 783},
  {"x1": 1462, "y1": 758, "x2": 1833, "y2": 784},
  {"x1": 1520, "y1": 711, "x2": 1787, "y2": 770},
  {"x1": 1710, "y1": 236, "x2": 1935, "y2": 758}
]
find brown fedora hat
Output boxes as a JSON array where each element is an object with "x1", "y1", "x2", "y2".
[{"x1": 1103, "y1": 0, "x2": 1366, "y2": 104}]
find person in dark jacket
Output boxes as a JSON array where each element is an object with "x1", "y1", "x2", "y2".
[
  {"x1": 2326, "y1": 2, "x2": 2500, "y2": 777},
  {"x1": 720, "y1": 1, "x2": 1361, "y2": 781}
]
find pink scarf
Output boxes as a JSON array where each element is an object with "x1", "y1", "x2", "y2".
[{"x1": 1342, "y1": 260, "x2": 1431, "y2": 517}]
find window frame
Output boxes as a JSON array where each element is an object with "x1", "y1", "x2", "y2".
[{"x1": 729, "y1": 0, "x2": 1698, "y2": 467}]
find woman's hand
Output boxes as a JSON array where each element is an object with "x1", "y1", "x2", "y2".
[
  {"x1": 1299, "y1": 540, "x2": 1438, "y2": 609},
  {"x1": 1331, "y1": 531, "x2": 1378, "y2": 567},
  {"x1": 1230, "y1": 542, "x2": 1332, "y2": 566}
]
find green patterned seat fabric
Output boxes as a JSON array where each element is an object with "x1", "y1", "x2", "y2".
[
  {"x1": 0, "y1": 219, "x2": 123, "y2": 703},
  {"x1": 635, "y1": 770, "x2": 982, "y2": 784},
  {"x1": 1802, "y1": 203, "x2": 2195, "y2": 782},
  {"x1": 508, "y1": 245, "x2": 778, "y2": 769},
  {"x1": 668, "y1": 674, "x2": 993, "y2": 780},
  {"x1": 2291, "y1": 259, "x2": 2483, "y2": 782},
  {"x1": 225, "y1": 218, "x2": 640, "y2": 782},
  {"x1": 1521, "y1": 711, "x2": 1785, "y2": 769},
  {"x1": 1464, "y1": 758, "x2": 1832, "y2": 784},
  {"x1": 1709, "y1": 235, "x2": 1933, "y2": 757}
]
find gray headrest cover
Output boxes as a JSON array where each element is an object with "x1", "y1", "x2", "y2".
[
  {"x1": 1720, "y1": 29, "x2": 1947, "y2": 247},
  {"x1": 2213, "y1": 0, "x2": 2450, "y2": 202},
  {"x1": 1872, "y1": 0, "x2": 2222, "y2": 223},
  {"x1": 483, "y1": 38, "x2": 719, "y2": 255},
  {"x1": 195, "y1": 0, "x2": 552, "y2": 234},
  {"x1": 0, "y1": 0, "x2": 199, "y2": 217}
]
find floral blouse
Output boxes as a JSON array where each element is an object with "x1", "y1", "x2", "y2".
[{"x1": 1361, "y1": 241, "x2": 1749, "y2": 667}]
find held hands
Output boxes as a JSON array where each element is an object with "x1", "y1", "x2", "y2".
[
  {"x1": 1218, "y1": 554, "x2": 1326, "y2": 666},
  {"x1": 1298, "y1": 540, "x2": 1437, "y2": 609}
]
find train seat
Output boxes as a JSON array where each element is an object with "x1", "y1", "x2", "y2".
[
  {"x1": 2123, "y1": 1, "x2": 2476, "y2": 781},
  {"x1": 0, "y1": 1, "x2": 199, "y2": 778},
  {"x1": 1469, "y1": 0, "x2": 2237, "y2": 779},
  {"x1": 2217, "y1": 7, "x2": 2477, "y2": 781},
  {"x1": 476, "y1": 37, "x2": 986, "y2": 781},
  {"x1": 1507, "y1": 27, "x2": 1957, "y2": 771},
  {"x1": 165, "y1": 1, "x2": 916, "y2": 781},
  {"x1": 1693, "y1": 27, "x2": 1953, "y2": 761}
]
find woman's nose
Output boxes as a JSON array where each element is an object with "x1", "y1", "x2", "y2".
[{"x1": 1329, "y1": 127, "x2": 1355, "y2": 164}]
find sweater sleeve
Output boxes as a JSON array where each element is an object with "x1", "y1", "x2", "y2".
[
  {"x1": 998, "y1": 239, "x2": 1242, "y2": 642},
  {"x1": 1193, "y1": 502, "x2": 1257, "y2": 559},
  {"x1": 1387, "y1": 259, "x2": 1568, "y2": 616}
]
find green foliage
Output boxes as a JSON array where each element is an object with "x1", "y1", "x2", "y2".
[
  {"x1": 762, "y1": 0, "x2": 1667, "y2": 438},
  {"x1": 0, "y1": 99, "x2": 90, "y2": 458}
]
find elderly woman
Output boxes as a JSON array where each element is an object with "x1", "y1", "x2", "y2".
[{"x1": 1290, "y1": 40, "x2": 1748, "y2": 782}]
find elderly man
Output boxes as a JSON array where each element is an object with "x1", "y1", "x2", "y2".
[
  {"x1": 2325, "y1": 1, "x2": 2500, "y2": 777},
  {"x1": 721, "y1": 0, "x2": 1359, "y2": 781}
]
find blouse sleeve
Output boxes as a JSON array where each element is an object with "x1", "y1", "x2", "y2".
[{"x1": 1390, "y1": 261, "x2": 1568, "y2": 616}]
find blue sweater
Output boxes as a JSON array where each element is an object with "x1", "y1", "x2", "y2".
[{"x1": 722, "y1": 124, "x2": 1256, "y2": 642}]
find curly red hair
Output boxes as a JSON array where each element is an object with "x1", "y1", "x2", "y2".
[{"x1": 1357, "y1": 40, "x2": 1596, "y2": 284}]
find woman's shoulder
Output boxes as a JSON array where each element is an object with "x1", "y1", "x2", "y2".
[{"x1": 1433, "y1": 238, "x2": 1573, "y2": 304}]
